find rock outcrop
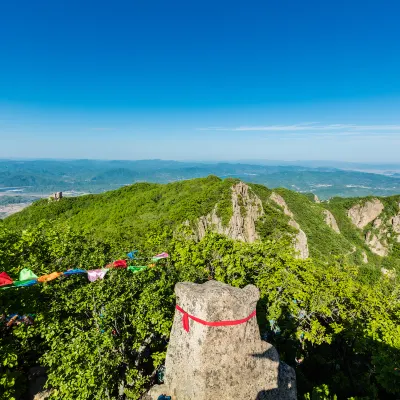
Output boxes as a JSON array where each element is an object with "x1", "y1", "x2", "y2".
[
  {"x1": 323, "y1": 210, "x2": 340, "y2": 233},
  {"x1": 381, "y1": 268, "x2": 396, "y2": 279},
  {"x1": 391, "y1": 212, "x2": 400, "y2": 243},
  {"x1": 347, "y1": 199, "x2": 384, "y2": 229},
  {"x1": 288, "y1": 219, "x2": 309, "y2": 259},
  {"x1": 270, "y1": 192, "x2": 293, "y2": 217},
  {"x1": 196, "y1": 182, "x2": 264, "y2": 243},
  {"x1": 365, "y1": 231, "x2": 388, "y2": 256},
  {"x1": 270, "y1": 192, "x2": 309, "y2": 259},
  {"x1": 146, "y1": 280, "x2": 296, "y2": 400}
]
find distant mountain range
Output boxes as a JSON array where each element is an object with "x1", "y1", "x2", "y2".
[{"x1": 0, "y1": 159, "x2": 400, "y2": 215}]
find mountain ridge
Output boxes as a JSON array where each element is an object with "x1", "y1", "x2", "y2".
[{"x1": 4, "y1": 176, "x2": 400, "y2": 274}]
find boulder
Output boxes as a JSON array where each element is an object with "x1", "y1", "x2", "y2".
[{"x1": 146, "y1": 280, "x2": 296, "y2": 400}]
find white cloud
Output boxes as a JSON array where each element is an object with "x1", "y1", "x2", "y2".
[{"x1": 198, "y1": 123, "x2": 400, "y2": 133}]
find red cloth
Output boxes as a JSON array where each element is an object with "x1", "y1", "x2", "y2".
[
  {"x1": 0, "y1": 272, "x2": 13, "y2": 287},
  {"x1": 175, "y1": 304, "x2": 257, "y2": 333},
  {"x1": 112, "y1": 260, "x2": 127, "y2": 268}
]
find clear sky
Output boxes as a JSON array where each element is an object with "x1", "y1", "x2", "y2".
[{"x1": 1, "y1": 0, "x2": 400, "y2": 162}]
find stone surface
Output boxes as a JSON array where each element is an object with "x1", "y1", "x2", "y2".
[
  {"x1": 196, "y1": 182, "x2": 264, "y2": 243},
  {"x1": 391, "y1": 214, "x2": 400, "y2": 242},
  {"x1": 270, "y1": 192, "x2": 293, "y2": 217},
  {"x1": 362, "y1": 251, "x2": 369, "y2": 264},
  {"x1": 365, "y1": 231, "x2": 388, "y2": 256},
  {"x1": 381, "y1": 268, "x2": 396, "y2": 279},
  {"x1": 28, "y1": 366, "x2": 49, "y2": 400},
  {"x1": 146, "y1": 280, "x2": 296, "y2": 400},
  {"x1": 288, "y1": 220, "x2": 309, "y2": 259},
  {"x1": 347, "y1": 199, "x2": 384, "y2": 229},
  {"x1": 33, "y1": 390, "x2": 53, "y2": 400},
  {"x1": 269, "y1": 193, "x2": 309, "y2": 259},
  {"x1": 323, "y1": 210, "x2": 340, "y2": 233}
]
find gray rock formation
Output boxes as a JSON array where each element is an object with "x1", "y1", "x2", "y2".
[
  {"x1": 196, "y1": 182, "x2": 264, "y2": 243},
  {"x1": 323, "y1": 210, "x2": 340, "y2": 233},
  {"x1": 146, "y1": 280, "x2": 296, "y2": 400},
  {"x1": 288, "y1": 219, "x2": 309, "y2": 259},
  {"x1": 270, "y1": 192, "x2": 293, "y2": 217},
  {"x1": 347, "y1": 199, "x2": 384, "y2": 229},
  {"x1": 362, "y1": 251, "x2": 369, "y2": 264},
  {"x1": 270, "y1": 192, "x2": 309, "y2": 259},
  {"x1": 51, "y1": 192, "x2": 63, "y2": 201},
  {"x1": 391, "y1": 213, "x2": 400, "y2": 242},
  {"x1": 365, "y1": 231, "x2": 388, "y2": 256}
]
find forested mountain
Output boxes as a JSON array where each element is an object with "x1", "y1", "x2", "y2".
[
  {"x1": 1, "y1": 177, "x2": 399, "y2": 399},
  {"x1": 4, "y1": 176, "x2": 400, "y2": 272}
]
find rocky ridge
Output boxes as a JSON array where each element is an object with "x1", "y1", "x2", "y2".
[
  {"x1": 195, "y1": 182, "x2": 264, "y2": 243},
  {"x1": 269, "y1": 192, "x2": 309, "y2": 259},
  {"x1": 323, "y1": 210, "x2": 340, "y2": 233},
  {"x1": 192, "y1": 184, "x2": 310, "y2": 259},
  {"x1": 346, "y1": 199, "x2": 400, "y2": 256}
]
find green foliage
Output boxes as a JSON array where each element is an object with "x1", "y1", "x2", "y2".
[
  {"x1": 1, "y1": 178, "x2": 400, "y2": 399},
  {"x1": 274, "y1": 188, "x2": 357, "y2": 261}
]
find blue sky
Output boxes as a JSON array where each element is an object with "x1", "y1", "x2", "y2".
[{"x1": 1, "y1": 0, "x2": 400, "y2": 162}]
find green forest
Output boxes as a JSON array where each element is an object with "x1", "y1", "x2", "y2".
[{"x1": 1, "y1": 176, "x2": 399, "y2": 399}]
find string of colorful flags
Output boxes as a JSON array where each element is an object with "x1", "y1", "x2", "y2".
[{"x1": 0, "y1": 251, "x2": 169, "y2": 290}]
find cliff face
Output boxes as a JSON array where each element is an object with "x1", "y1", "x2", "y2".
[
  {"x1": 347, "y1": 199, "x2": 384, "y2": 229},
  {"x1": 345, "y1": 199, "x2": 400, "y2": 256}
]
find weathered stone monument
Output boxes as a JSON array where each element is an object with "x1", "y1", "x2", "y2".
[{"x1": 146, "y1": 280, "x2": 296, "y2": 400}]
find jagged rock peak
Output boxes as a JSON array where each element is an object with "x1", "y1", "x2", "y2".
[
  {"x1": 195, "y1": 182, "x2": 264, "y2": 243},
  {"x1": 323, "y1": 210, "x2": 340, "y2": 233},
  {"x1": 347, "y1": 199, "x2": 384, "y2": 229}
]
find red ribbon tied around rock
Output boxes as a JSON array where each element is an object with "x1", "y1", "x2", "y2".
[{"x1": 175, "y1": 304, "x2": 257, "y2": 333}]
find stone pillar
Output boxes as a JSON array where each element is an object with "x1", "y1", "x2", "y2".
[{"x1": 146, "y1": 280, "x2": 296, "y2": 400}]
